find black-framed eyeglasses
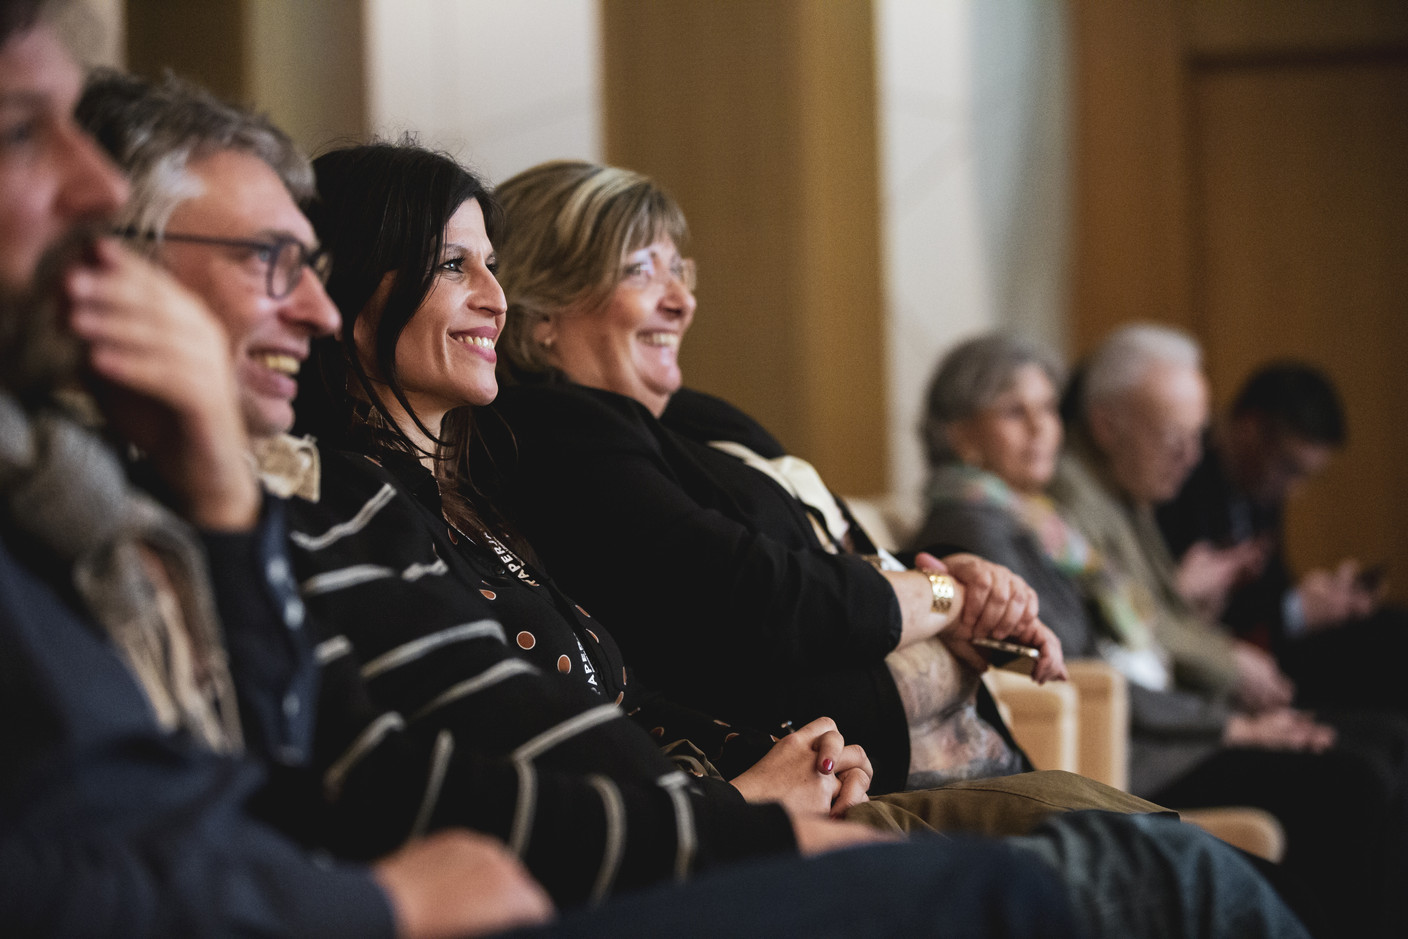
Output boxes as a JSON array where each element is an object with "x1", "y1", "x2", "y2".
[{"x1": 116, "y1": 227, "x2": 331, "y2": 299}]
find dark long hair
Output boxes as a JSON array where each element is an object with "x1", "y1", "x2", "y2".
[{"x1": 295, "y1": 140, "x2": 507, "y2": 538}]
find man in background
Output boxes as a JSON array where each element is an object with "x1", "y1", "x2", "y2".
[{"x1": 1159, "y1": 361, "x2": 1408, "y2": 714}]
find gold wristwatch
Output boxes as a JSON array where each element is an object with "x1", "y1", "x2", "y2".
[{"x1": 926, "y1": 571, "x2": 956, "y2": 615}]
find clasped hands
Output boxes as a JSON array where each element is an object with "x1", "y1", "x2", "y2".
[
  {"x1": 916, "y1": 551, "x2": 1067, "y2": 683},
  {"x1": 729, "y1": 717, "x2": 898, "y2": 855},
  {"x1": 729, "y1": 716, "x2": 871, "y2": 819}
]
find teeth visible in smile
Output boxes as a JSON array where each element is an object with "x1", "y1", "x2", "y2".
[
  {"x1": 455, "y1": 335, "x2": 496, "y2": 349},
  {"x1": 254, "y1": 353, "x2": 300, "y2": 375},
  {"x1": 639, "y1": 332, "x2": 678, "y2": 348}
]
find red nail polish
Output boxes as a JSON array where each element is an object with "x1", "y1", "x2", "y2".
[{"x1": 821, "y1": 759, "x2": 834, "y2": 774}]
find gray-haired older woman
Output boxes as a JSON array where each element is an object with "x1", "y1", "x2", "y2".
[{"x1": 909, "y1": 335, "x2": 1091, "y2": 639}]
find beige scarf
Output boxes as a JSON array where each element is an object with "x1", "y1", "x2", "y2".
[{"x1": 0, "y1": 393, "x2": 243, "y2": 752}]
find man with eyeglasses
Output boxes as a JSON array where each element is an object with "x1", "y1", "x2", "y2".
[
  {"x1": 77, "y1": 68, "x2": 340, "y2": 448},
  {"x1": 1159, "y1": 361, "x2": 1408, "y2": 719},
  {"x1": 1, "y1": 22, "x2": 1093, "y2": 939}
]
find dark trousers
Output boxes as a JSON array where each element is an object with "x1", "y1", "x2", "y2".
[
  {"x1": 512, "y1": 837, "x2": 1080, "y2": 939},
  {"x1": 1152, "y1": 717, "x2": 1408, "y2": 939},
  {"x1": 1280, "y1": 608, "x2": 1408, "y2": 715}
]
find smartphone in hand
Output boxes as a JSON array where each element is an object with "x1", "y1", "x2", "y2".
[{"x1": 971, "y1": 637, "x2": 1039, "y2": 675}]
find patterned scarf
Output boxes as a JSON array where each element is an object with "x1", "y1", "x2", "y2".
[
  {"x1": 0, "y1": 392, "x2": 243, "y2": 752},
  {"x1": 926, "y1": 463, "x2": 1160, "y2": 655}
]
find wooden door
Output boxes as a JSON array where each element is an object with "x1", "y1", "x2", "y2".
[{"x1": 1072, "y1": 1, "x2": 1408, "y2": 591}]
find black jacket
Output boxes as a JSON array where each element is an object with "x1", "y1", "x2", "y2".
[
  {"x1": 476, "y1": 383, "x2": 1024, "y2": 792},
  {"x1": 0, "y1": 503, "x2": 390, "y2": 937}
]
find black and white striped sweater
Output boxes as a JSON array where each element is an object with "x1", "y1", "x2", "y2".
[{"x1": 286, "y1": 447, "x2": 794, "y2": 908}]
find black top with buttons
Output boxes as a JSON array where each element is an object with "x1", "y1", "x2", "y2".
[{"x1": 285, "y1": 447, "x2": 793, "y2": 908}]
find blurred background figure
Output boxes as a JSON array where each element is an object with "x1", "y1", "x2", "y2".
[
  {"x1": 912, "y1": 331, "x2": 1401, "y2": 936},
  {"x1": 1159, "y1": 361, "x2": 1408, "y2": 715}
]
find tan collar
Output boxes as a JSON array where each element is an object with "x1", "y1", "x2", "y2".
[{"x1": 249, "y1": 433, "x2": 321, "y2": 502}]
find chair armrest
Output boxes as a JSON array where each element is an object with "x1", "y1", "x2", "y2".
[
  {"x1": 983, "y1": 670, "x2": 1078, "y2": 772},
  {"x1": 1065, "y1": 660, "x2": 1129, "y2": 790},
  {"x1": 1180, "y1": 807, "x2": 1286, "y2": 863},
  {"x1": 993, "y1": 661, "x2": 1286, "y2": 863}
]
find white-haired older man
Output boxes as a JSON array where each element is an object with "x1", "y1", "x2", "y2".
[{"x1": 1053, "y1": 323, "x2": 1302, "y2": 711}]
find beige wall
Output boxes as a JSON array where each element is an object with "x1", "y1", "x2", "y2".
[
  {"x1": 118, "y1": 0, "x2": 1071, "y2": 502},
  {"x1": 123, "y1": 0, "x2": 364, "y2": 155},
  {"x1": 363, "y1": 0, "x2": 599, "y2": 183},
  {"x1": 879, "y1": 0, "x2": 1070, "y2": 510},
  {"x1": 247, "y1": 0, "x2": 366, "y2": 156},
  {"x1": 81, "y1": 0, "x2": 124, "y2": 66},
  {"x1": 122, "y1": 0, "x2": 598, "y2": 180}
]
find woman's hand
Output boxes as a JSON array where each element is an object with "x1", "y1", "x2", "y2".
[
  {"x1": 65, "y1": 239, "x2": 260, "y2": 531},
  {"x1": 992, "y1": 617, "x2": 1067, "y2": 683},
  {"x1": 912, "y1": 553, "x2": 1065, "y2": 682},
  {"x1": 730, "y1": 717, "x2": 873, "y2": 818}
]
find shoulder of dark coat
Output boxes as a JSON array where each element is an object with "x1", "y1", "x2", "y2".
[
  {"x1": 660, "y1": 387, "x2": 786, "y2": 458},
  {"x1": 490, "y1": 382, "x2": 660, "y2": 441}
]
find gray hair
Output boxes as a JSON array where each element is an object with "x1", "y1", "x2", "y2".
[
  {"x1": 921, "y1": 333, "x2": 1065, "y2": 466},
  {"x1": 74, "y1": 69, "x2": 312, "y2": 245},
  {"x1": 1081, "y1": 322, "x2": 1202, "y2": 415}
]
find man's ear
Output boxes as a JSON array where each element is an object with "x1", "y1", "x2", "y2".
[{"x1": 1087, "y1": 401, "x2": 1122, "y2": 454}]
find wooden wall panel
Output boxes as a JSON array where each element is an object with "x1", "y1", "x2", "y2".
[
  {"x1": 603, "y1": 0, "x2": 886, "y2": 493},
  {"x1": 1072, "y1": 0, "x2": 1408, "y2": 592},
  {"x1": 1189, "y1": 0, "x2": 1408, "y2": 57},
  {"x1": 1193, "y1": 63, "x2": 1408, "y2": 575},
  {"x1": 123, "y1": 0, "x2": 366, "y2": 156},
  {"x1": 125, "y1": 0, "x2": 246, "y2": 101},
  {"x1": 1070, "y1": 0, "x2": 1191, "y2": 353}
]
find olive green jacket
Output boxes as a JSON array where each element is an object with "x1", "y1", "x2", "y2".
[{"x1": 1048, "y1": 431, "x2": 1239, "y2": 696}]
